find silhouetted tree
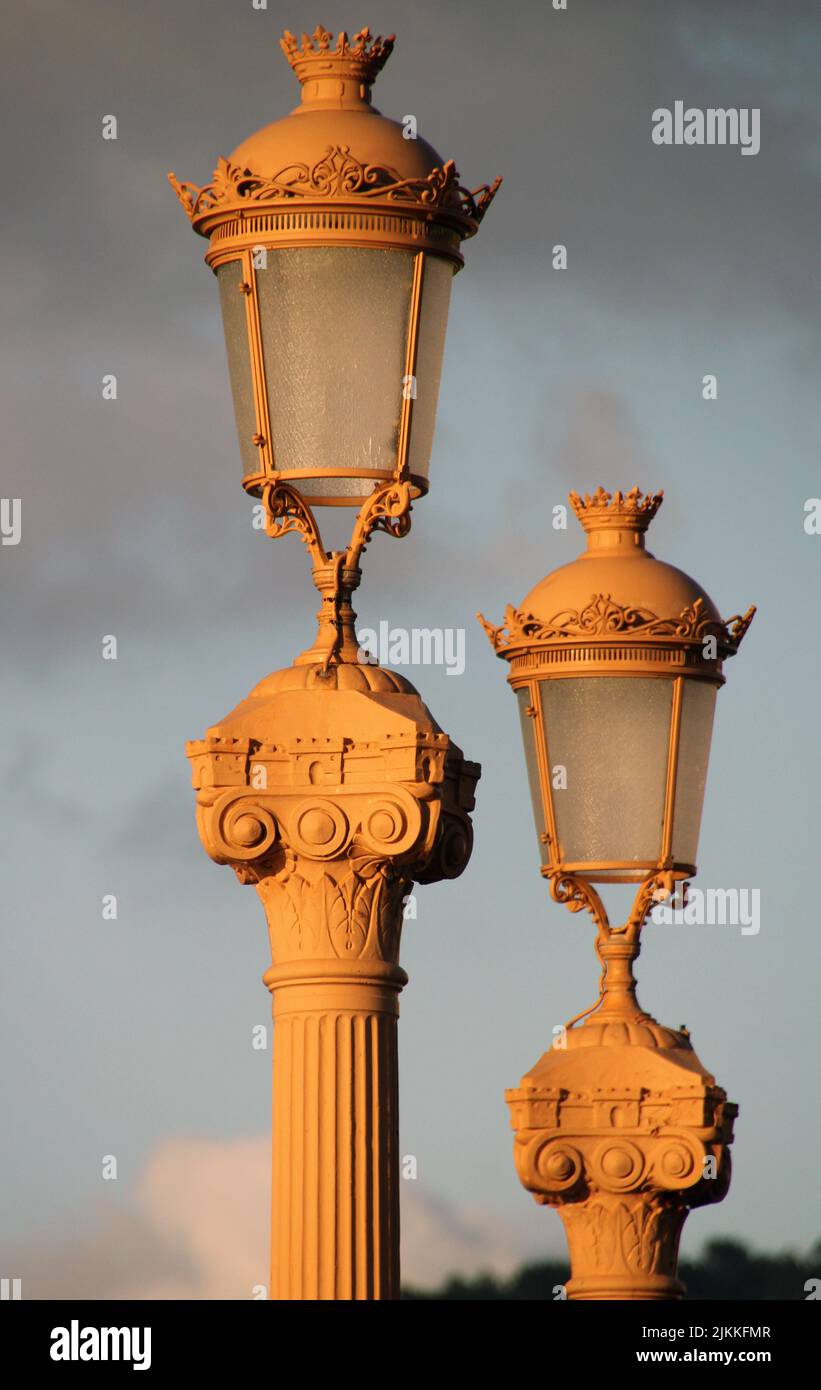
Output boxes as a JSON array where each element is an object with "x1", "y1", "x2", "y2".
[{"x1": 402, "y1": 1237, "x2": 821, "y2": 1300}]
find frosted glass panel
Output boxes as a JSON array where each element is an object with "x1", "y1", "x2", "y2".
[
  {"x1": 671, "y1": 681, "x2": 717, "y2": 866},
  {"x1": 540, "y1": 677, "x2": 673, "y2": 867},
  {"x1": 408, "y1": 254, "x2": 453, "y2": 482},
  {"x1": 256, "y1": 247, "x2": 415, "y2": 498},
  {"x1": 516, "y1": 687, "x2": 550, "y2": 865},
  {"x1": 217, "y1": 260, "x2": 259, "y2": 476}
]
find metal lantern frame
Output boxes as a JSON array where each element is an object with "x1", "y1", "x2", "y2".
[{"x1": 169, "y1": 156, "x2": 496, "y2": 510}]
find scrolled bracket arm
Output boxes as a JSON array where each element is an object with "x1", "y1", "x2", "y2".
[
  {"x1": 346, "y1": 479, "x2": 413, "y2": 572},
  {"x1": 622, "y1": 869, "x2": 677, "y2": 938},
  {"x1": 260, "y1": 481, "x2": 329, "y2": 569},
  {"x1": 545, "y1": 867, "x2": 678, "y2": 945},
  {"x1": 546, "y1": 871, "x2": 609, "y2": 933}
]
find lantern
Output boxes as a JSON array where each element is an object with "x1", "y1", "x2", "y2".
[
  {"x1": 481, "y1": 487, "x2": 755, "y2": 891},
  {"x1": 170, "y1": 26, "x2": 499, "y2": 511}
]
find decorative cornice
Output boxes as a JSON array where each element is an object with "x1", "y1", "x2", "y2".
[
  {"x1": 479, "y1": 595, "x2": 756, "y2": 656},
  {"x1": 187, "y1": 729, "x2": 463, "y2": 793},
  {"x1": 169, "y1": 151, "x2": 500, "y2": 230}
]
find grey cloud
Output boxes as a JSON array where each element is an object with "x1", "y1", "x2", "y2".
[
  {"x1": 5, "y1": 1133, "x2": 544, "y2": 1297},
  {"x1": 4, "y1": 0, "x2": 818, "y2": 664}
]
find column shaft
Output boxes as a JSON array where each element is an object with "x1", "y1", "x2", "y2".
[{"x1": 266, "y1": 969, "x2": 402, "y2": 1300}]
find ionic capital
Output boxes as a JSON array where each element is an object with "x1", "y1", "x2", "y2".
[{"x1": 507, "y1": 1023, "x2": 736, "y2": 1299}]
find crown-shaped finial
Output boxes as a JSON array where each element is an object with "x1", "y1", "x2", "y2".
[
  {"x1": 569, "y1": 486, "x2": 664, "y2": 536},
  {"x1": 280, "y1": 25, "x2": 395, "y2": 93}
]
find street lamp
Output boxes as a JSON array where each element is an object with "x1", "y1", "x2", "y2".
[
  {"x1": 480, "y1": 486, "x2": 755, "y2": 1300},
  {"x1": 170, "y1": 24, "x2": 499, "y2": 652},
  {"x1": 170, "y1": 25, "x2": 498, "y2": 1300}
]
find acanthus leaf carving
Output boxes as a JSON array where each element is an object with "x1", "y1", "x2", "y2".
[
  {"x1": 260, "y1": 873, "x2": 302, "y2": 958},
  {"x1": 622, "y1": 1201, "x2": 657, "y2": 1274},
  {"x1": 328, "y1": 871, "x2": 366, "y2": 958},
  {"x1": 562, "y1": 1196, "x2": 686, "y2": 1278},
  {"x1": 260, "y1": 858, "x2": 409, "y2": 966},
  {"x1": 582, "y1": 1201, "x2": 616, "y2": 1273}
]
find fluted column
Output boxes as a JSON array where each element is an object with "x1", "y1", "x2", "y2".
[{"x1": 266, "y1": 961, "x2": 404, "y2": 1299}]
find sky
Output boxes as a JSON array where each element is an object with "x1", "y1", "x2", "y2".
[{"x1": 2, "y1": 0, "x2": 820, "y2": 1296}]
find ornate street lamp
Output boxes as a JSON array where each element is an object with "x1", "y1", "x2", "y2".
[
  {"x1": 169, "y1": 26, "x2": 498, "y2": 1300},
  {"x1": 480, "y1": 487, "x2": 755, "y2": 1300},
  {"x1": 170, "y1": 24, "x2": 498, "y2": 665}
]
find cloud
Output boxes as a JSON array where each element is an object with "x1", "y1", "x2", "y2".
[
  {"x1": 5, "y1": 1133, "x2": 546, "y2": 1298},
  {"x1": 550, "y1": 387, "x2": 651, "y2": 489},
  {"x1": 4, "y1": 0, "x2": 820, "y2": 660},
  {"x1": 400, "y1": 1187, "x2": 551, "y2": 1290},
  {"x1": 5, "y1": 1137, "x2": 267, "y2": 1300}
]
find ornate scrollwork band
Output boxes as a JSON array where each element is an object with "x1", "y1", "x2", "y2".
[
  {"x1": 202, "y1": 783, "x2": 428, "y2": 871},
  {"x1": 479, "y1": 594, "x2": 756, "y2": 657},
  {"x1": 169, "y1": 151, "x2": 500, "y2": 233}
]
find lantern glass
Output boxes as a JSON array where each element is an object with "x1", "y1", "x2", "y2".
[
  {"x1": 407, "y1": 253, "x2": 453, "y2": 484},
  {"x1": 516, "y1": 687, "x2": 550, "y2": 864},
  {"x1": 217, "y1": 246, "x2": 455, "y2": 502},
  {"x1": 539, "y1": 677, "x2": 673, "y2": 873},
  {"x1": 256, "y1": 247, "x2": 415, "y2": 498},
  {"x1": 218, "y1": 259, "x2": 259, "y2": 477},
  {"x1": 671, "y1": 680, "x2": 717, "y2": 866}
]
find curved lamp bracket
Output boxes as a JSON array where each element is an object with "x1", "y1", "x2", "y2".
[
  {"x1": 260, "y1": 478, "x2": 414, "y2": 670},
  {"x1": 545, "y1": 868, "x2": 681, "y2": 1030},
  {"x1": 545, "y1": 867, "x2": 677, "y2": 938}
]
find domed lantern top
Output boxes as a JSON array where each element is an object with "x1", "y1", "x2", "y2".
[
  {"x1": 480, "y1": 488, "x2": 755, "y2": 887},
  {"x1": 229, "y1": 28, "x2": 447, "y2": 197},
  {"x1": 169, "y1": 25, "x2": 500, "y2": 508}
]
